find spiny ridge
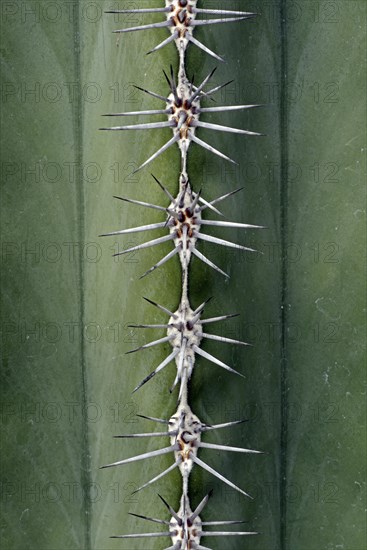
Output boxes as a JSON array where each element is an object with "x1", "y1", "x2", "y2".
[{"x1": 101, "y1": 2, "x2": 262, "y2": 546}]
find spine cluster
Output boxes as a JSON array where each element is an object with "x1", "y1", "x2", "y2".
[{"x1": 101, "y1": 2, "x2": 263, "y2": 548}]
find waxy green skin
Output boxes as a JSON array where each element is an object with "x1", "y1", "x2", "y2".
[{"x1": 1, "y1": 1, "x2": 364, "y2": 549}]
